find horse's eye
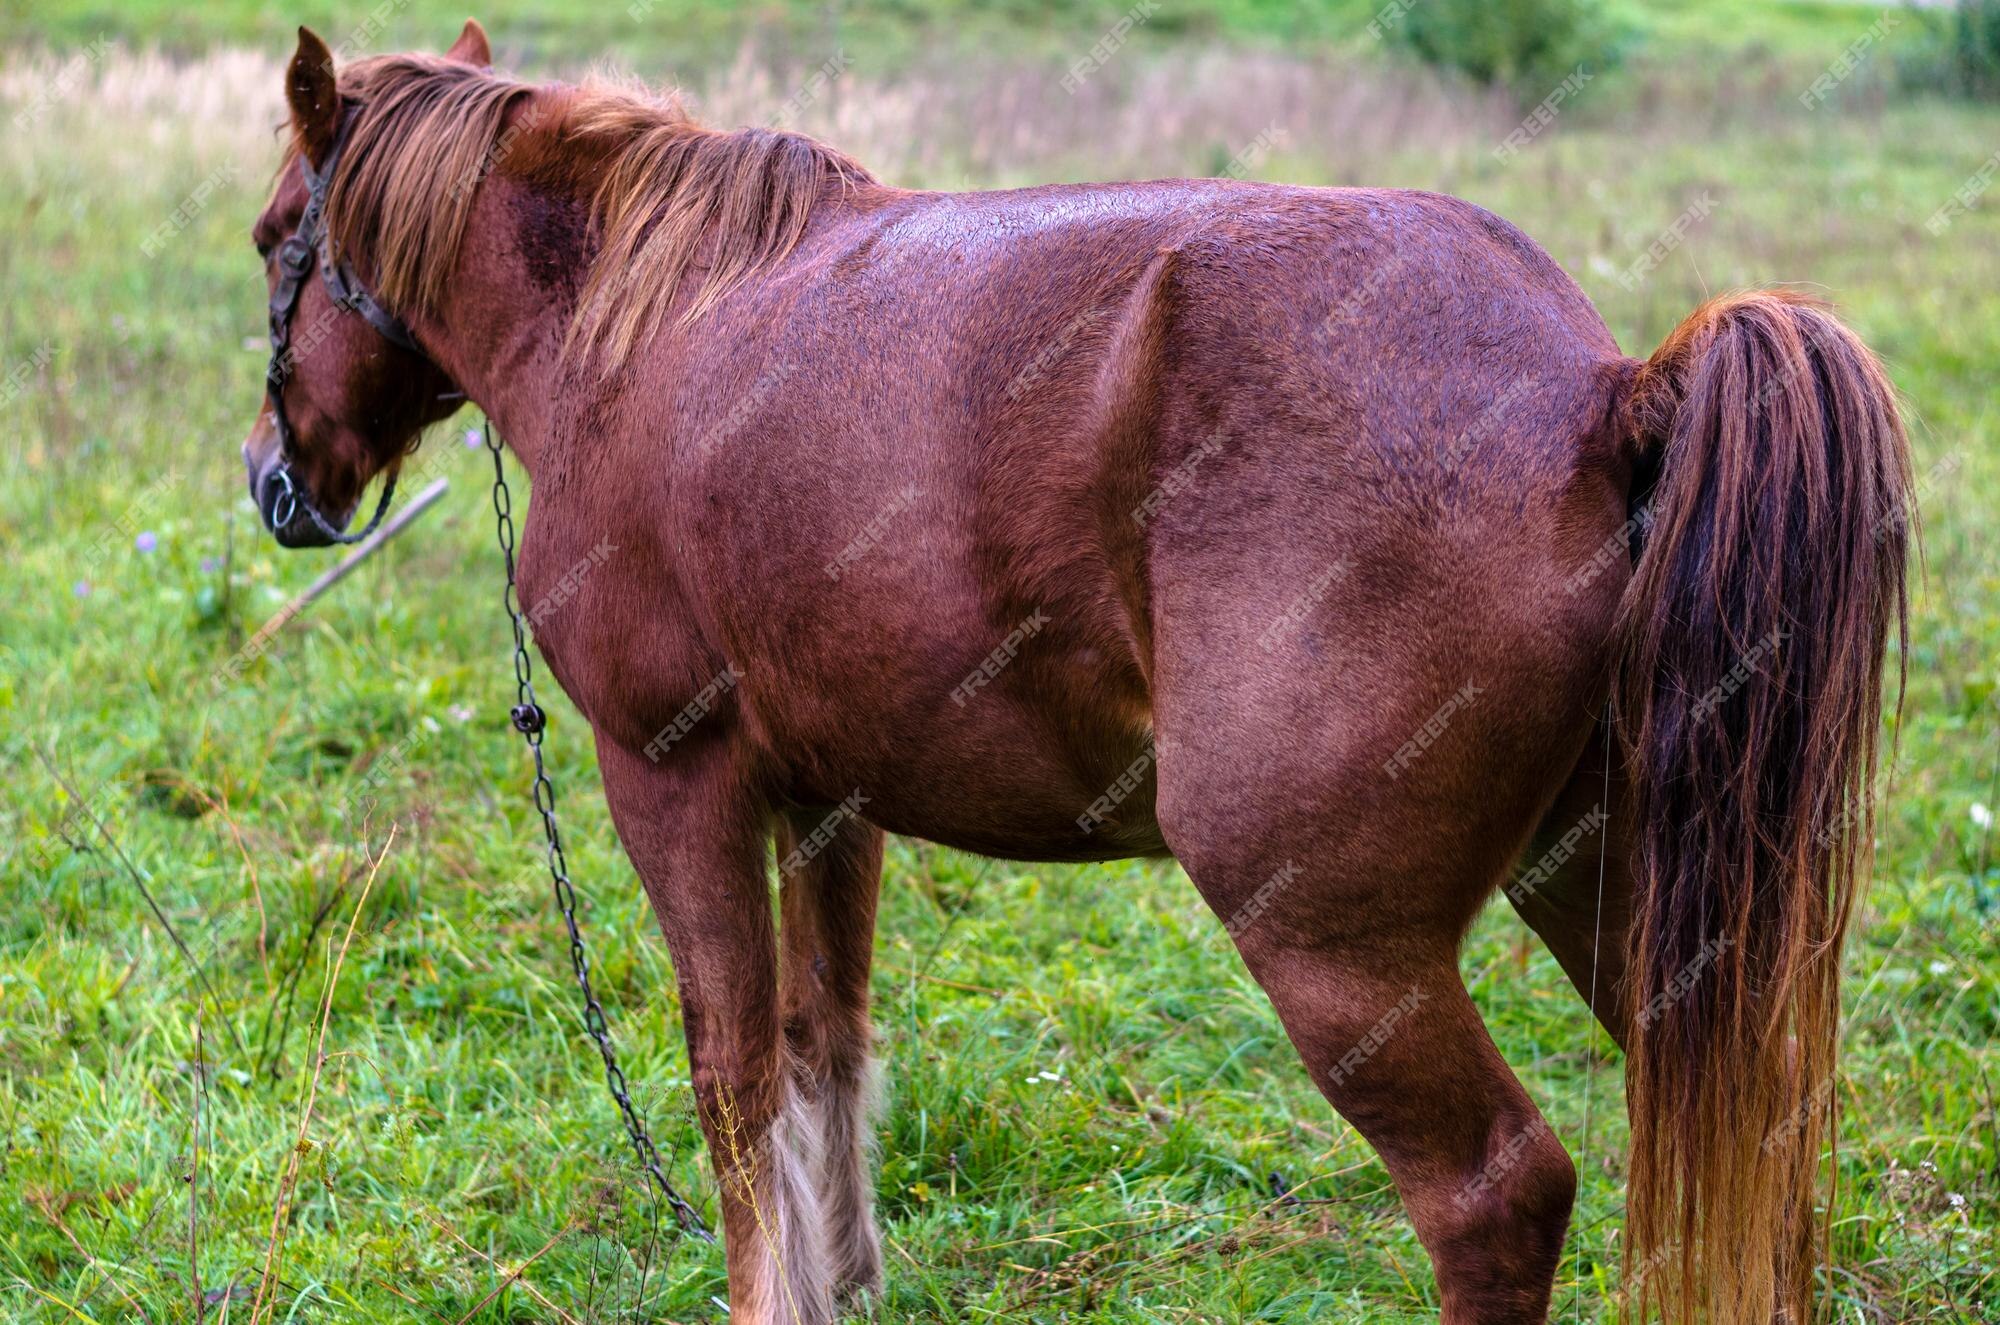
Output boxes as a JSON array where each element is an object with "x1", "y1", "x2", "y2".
[{"x1": 255, "y1": 239, "x2": 274, "y2": 260}]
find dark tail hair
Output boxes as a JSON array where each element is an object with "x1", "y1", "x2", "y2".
[{"x1": 1614, "y1": 290, "x2": 1911, "y2": 1323}]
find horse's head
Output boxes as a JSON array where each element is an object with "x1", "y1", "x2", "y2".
[{"x1": 241, "y1": 22, "x2": 490, "y2": 547}]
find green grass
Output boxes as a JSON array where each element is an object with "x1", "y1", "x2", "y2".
[{"x1": 3, "y1": 9, "x2": 1997, "y2": 1323}]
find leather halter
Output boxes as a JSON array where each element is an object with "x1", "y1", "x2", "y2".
[{"x1": 264, "y1": 114, "x2": 417, "y2": 543}]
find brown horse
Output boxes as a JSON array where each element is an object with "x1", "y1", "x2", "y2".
[{"x1": 241, "y1": 22, "x2": 1911, "y2": 1323}]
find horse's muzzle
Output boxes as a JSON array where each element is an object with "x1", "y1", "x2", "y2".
[{"x1": 250, "y1": 452, "x2": 342, "y2": 549}]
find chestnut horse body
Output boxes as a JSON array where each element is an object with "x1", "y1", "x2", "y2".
[{"x1": 244, "y1": 24, "x2": 1911, "y2": 1323}]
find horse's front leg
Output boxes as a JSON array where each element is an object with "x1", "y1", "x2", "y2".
[
  {"x1": 595, "y1": 736, "x2": 832, "y2": 1325},
  {"x1": 777, "y1": 808, "x2": 886, "y2": 1302}
]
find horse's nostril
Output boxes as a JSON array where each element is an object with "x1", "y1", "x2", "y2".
[{"x1": 253, "y1": 463, "x2": 278, "y2": 530}]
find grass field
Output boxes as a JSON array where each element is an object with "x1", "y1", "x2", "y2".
[{"x1": 3, "y1": 3, "x2": 1996, "y2": 1321}]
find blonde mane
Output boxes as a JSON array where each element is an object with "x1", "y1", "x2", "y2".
[{"x1": 293, "y1": 54, "x2": 873, "y2": 373}]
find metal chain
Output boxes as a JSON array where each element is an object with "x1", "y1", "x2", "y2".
[{"x1": 485, "y1": 422, "x2": 714, "y2": 1243}]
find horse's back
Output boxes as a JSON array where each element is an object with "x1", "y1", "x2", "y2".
[{"x1": 804, "y1": 178, "x2": 1631, "y2": 574}]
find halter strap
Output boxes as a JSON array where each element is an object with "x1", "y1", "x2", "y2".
[{"x1": 300, "y1": 141, "x2": 420, "y2": 353}]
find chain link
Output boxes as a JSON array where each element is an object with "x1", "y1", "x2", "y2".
[{"x1": 485, "y1": 422, "x2": 714, "y2": 1243}]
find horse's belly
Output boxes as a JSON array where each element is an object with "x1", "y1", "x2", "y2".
[
  {"x1": 772, "y1": 653, "x2": 1166, "y2": 864},
  {"x1": 831, "y1": 751, "x2": 1169, "y2": 865}
]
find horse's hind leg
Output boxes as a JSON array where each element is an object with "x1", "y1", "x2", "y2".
[
  {"x1": 1152, "y1": 592, "x2": 1606, "y2": 1321},
  {"x1": 776, "y1": 810, "x2": 886, "y2": 1299},
  {"x1": 1164, "y1": 781, "x2": 1579, "y2": 1320},
  {"x1": 1248, "y1": 944, "x2": 1572, "y2": 1322},
  {"x1": 1196, "y1": 887, "x2": 1575, "y2": 1321},
  {"x1": 594, "y1": 740, "x2": 831, "y2": 1325}
]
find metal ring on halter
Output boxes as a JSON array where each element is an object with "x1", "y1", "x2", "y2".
[{"x1": 268, "y1": 466, "x2": 299, "y2": 531}]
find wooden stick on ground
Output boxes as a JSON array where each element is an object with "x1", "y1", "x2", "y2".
[
  {"x1": 224, "y1": 478, "x2": 451, "y2": 668},
  {"x1": 272, "y1": 475, "x2": 452, "y2": 625}
]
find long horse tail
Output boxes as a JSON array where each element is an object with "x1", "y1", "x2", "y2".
[{"x1": 1611, "y1": 289, "x2": 1911, "y2": 1322}]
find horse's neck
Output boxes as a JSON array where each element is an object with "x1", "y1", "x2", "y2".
[{"x1": 415, "y1": 174, "x2": 588, "y2": 482}]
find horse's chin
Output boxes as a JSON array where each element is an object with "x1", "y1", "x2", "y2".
[{"x1": 271, "y1": 516, "x2": 342, "y2": 550}]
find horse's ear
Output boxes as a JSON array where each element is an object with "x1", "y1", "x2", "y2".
[
  {"x1": 286, "y1": 26, "x2": 339, "y2": 164},
  {"x1": 445, "y1": 17, "x2": 492, "y2": 67}
]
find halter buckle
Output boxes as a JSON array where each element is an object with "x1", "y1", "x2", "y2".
[{"x1": 276, "y1": 236, "x2": 314, "y2": 278}]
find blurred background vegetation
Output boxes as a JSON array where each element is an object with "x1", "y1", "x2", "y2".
[
  {"x1": 4, "y1": 0, "x2": 1997, "y2": 88},
  {"x1": 3, "y1": 0, "x2": 1995, "y2": 1321}
]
